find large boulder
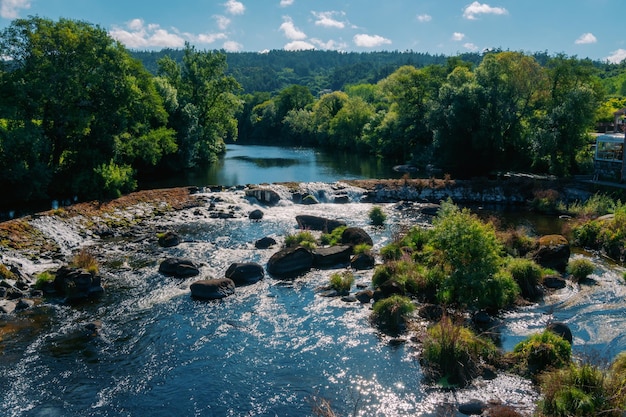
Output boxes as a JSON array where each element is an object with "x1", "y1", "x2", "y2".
[
  {"x1": 190, "y1": 279, "x2": 235, "y2": 300},
  {"x1": 245, "y1": 188, "x2": 281, "y2": 205},
  {"x1": 225, "y1": 262, "x2": 265, "y2": 286},
  {"x1": 341, "y1": 227, "x2": 373, "y2": 247},
  {"x1": 295, "y1": 215, "x2": 346, "y2": 233},
  {"x1": 533, "y1": 235, "x2": 570, "y2": 273},
  {"x1": 267, "y1": 246, "x2": 314, "y2": 278},
  {"x1": 53, "y1": 266, "x2": 104, "y2": 302},
  {"x1": 312, "y1": 245, "x2": 352, "y2": 268},
  {"x1": 158, "y1": 257, "x2": 200, "y2": 278}
]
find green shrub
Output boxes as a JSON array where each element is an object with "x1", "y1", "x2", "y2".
[
  {"x1": 285, "y1": 231, "x2": 317, "y2": 250},
  {"x1": 531, "y1": 189, "x2": 560, "y2": 214},
  {"x1": 497, "y1": 227, "x2": 537, "y2": 257},
  {"x1": 329, "y1": 271, "x2": 354, "y2": 295},
  {"x1": 319, "y1": 226, "x2": 346, "y2": 246},
  {"x1": 567, "y1": 258, "x2": 595, "y2": 282},
  {"x1": 572, "y1": 221, "x2": 602, "y2": 248},
  {"x1": 34, "y1": 271, "x2": 55, "y2": 289},
  {"x1": 422, "y1": 316, "x2": 499, "y2": 386},
  {"x1": 430, "y1": 200, "x2": 511, "y2": 310},
  {"x1": 539, "y1": 362, "x2": 625, "y2": 417},
  {"x1": 565, "y1": 193, "x2": 617, "y2": 218},
  {"x1": 380, "y1": 242, "x2": 403, "y2": 261},
  {"x1": 372, "y1": 295, "x2": 415, "y2": 333},
  {"x1": 94, "y1": 160, "x2": 137, "y2": 199},
  {"x1": 353, "y1": 243, "x2": 372, "y2": 255},
  {"x1": 507, "y1": 258, "x2": 543, "y2": 299},
  {"x1": 368, "y1": 206, "x2": 387, "y2": 226},
  {"x1": 512, "y1": 330, "x2": 571, "y2": 377}
]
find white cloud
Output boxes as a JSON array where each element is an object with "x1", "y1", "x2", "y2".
[
  {"x1": 279, "y1": 16, "x2": 307, "y2": 40},
  {"x1": 196, "y1": 33, "x2": 227, "y2": 44},
  {"x1": 452, "y1": 32, "x2": 465, "y2": 41},
  {"x1": 310, "y1": 38, "x2": 348, "y2": 50},
  {"x1": 463, "y1": 2, "x2": 508, "y2": 20},
  {"x1": 110, "y1": 19, "x2": 226, "y2": 49},
  {"x1": 1, "y1": 0, "x2": 31, "y2": 19},
  {"x1": 312, "y1": 11, "x2": 346, "y2": 29},
  {"x1": 280, "y1": 0, "x2": 294, "y2": 6},
  {"x1": 417, "y1": 14, "x2": 432, "y2": 23},
  {"x1": 353, "y1": 34, "x2": 392, "y2": 48},
  {"x1": 606, "y1": 49, "x2": 626, "y2": 64},
  {"x1": 223, "y1": 40, "x2": 243, "y2": 51},
  {"x1": 575, "y1": 32, "x2": 597, "y2": 45},
  {"x1": 284, "y1": 40, "x2": 315, "y2": 51},
  {"x1": 224, "y1": 0, "x2": 245, "y2": 15},
  {"x1": 463, "y1": 42, "x2": 479, "y2": 51},
  {"x1": 214, "y1": 15, "x2": 231, "y2": 30}
]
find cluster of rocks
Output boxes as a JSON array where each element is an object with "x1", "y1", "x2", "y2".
[{"x1": 0, "y1": 261, "x2": 105, "y2": 314}]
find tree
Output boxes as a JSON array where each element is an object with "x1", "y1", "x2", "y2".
[
  {"x1": 0, "y1": 17, "x2": 176, "y2": 200},
  {"x1": 158, "y1": 43, "x2": 241, "y2": 168}
]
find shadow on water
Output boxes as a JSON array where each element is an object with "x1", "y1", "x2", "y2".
[{"x1": 229, "y1": 155, "x2": 301, "y2": 168}]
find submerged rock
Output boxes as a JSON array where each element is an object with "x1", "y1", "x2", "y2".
[
  {"x1": 225, "y1": 262, "x2": 264, "y2": 286},
  {"x1": 158, "y1": 257, "x2": 200, "y2": 278},
  {"x1": 547, "y1": 321, "x2": 573, "y2": 345},
  {"x1": 190, "y1": 278, "x2": 235, "y2": 300},
  {"x1": 267, "y1": 246, "x2": 314, "y2": 278}
]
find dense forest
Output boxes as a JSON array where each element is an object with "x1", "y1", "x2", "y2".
[{"x1": 2, "y1": 16, "x2": 626, "y2": 209}]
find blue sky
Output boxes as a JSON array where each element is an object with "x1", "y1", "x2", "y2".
[{"x1": 1, "y1": 0, "x2": 625, "y2": 63}]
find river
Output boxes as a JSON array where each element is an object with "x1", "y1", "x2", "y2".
[{"x1": 0, "y1": 146, "x2": 625, "y2": 416}]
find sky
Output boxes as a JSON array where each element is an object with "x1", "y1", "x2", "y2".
[{"x1": 1, "y1": 0, "x2": 625, "y2": 63}]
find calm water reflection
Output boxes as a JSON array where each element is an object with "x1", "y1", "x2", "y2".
[{"x1": 141, "y1": 144, "x2": 402, "y2": 189}]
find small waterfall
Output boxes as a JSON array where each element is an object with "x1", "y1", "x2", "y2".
[
  {"x1": 29, "y1": 216, "x2": 90, "y2": 257},
  {"x1": 292, "y1": 181, "x2": 366, "y2": 203}
]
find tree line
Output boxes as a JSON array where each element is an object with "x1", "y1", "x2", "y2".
[{"x1": 1, "y1": 16, "x2": 625, "y2": 208}]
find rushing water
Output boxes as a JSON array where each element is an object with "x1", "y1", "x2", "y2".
[{"x1": 1, "y1": 145, "x2": 625, "y2": 416}]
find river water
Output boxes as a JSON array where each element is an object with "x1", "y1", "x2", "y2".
[{"x1": 0, "y1": 146, "x2": 625, "y2": 416}]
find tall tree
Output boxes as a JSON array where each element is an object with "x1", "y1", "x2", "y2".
[
  {"x1": 158, "y1": 44, "x2": 241, "y2": 168},
  {"x1": 0, "y1": 17, "x2": 176, "y2": 200}
]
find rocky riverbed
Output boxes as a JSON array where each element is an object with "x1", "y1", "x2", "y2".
[{"x1": 0, "y1": 179, "x2": 623, "y2": 416}]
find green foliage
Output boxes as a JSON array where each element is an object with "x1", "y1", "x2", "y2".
[
  {"x1": 430, "y1": 200, "x2": 517, "y2": 310},
  {"x1": 319, "y1": 226, "x2": 346, "y2": 246},
  {"x1": 506, "y1": 258, "x2": 543, "y2": 299},
  {"x1": 563, "y1": 193, "x2": 617, "y2": 218},
  {"x1": 497, "y1": 226, "x2": 537, "y2": 257},
  {"x1": 285, "y1": 231, "x2": 317, "y2": 250},
  {"x1": 328, "y1": 271, "x2": 354, "y2": 294},
  {"x1": 371, "y1": 294, "x2": 415, "y2": 333},
  {"x1": 539, "y1": 361, "x2": 626, "y2": 417},
  {"x1": 531, "y1": 189, "x2": 561, "y2": 214},
  {"x1": 567, "y1": 258, "x2": 595, "y2": 282},
  {"x1": 34, "y1": 271, "x2": 55, "y2": 289},
  {"x1": 422, "y1": 316, "x2": 499, "y2": 386},
  {"x1": 572, "y1": 203, "x2": 626, "y2": 261},
  {"x1": 353, "y1": 243, "x2": 372, "y2": 255},
  {"x1": 368, "y1": 206, "x2": 387, "y2": 226},
  {"x1": 512, "y1": 330, "x2": 571, "y2": 377},
  {"x1": 94, "y1": 161, "x2": 137, "y2": 199}
]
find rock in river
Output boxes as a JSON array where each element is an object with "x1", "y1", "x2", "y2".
[
  {"x1": 190, "y1": 278, "x2": 235, "y2": 300},
  {"x1": 295, "y1": 215, "x2": 346, "y2": 233},
  {"x1": 267, "y1": 246, "x2": 314, "y2": 278},
  {"x1": 312, "y1": 245, "x2": 352, "y2": 268},
  {"x1": 225, "y1": 262, "x2": 265, "y2": 286},
  {"x1": 159, "y1": 257, "x2": 200, "y2": 278}
]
